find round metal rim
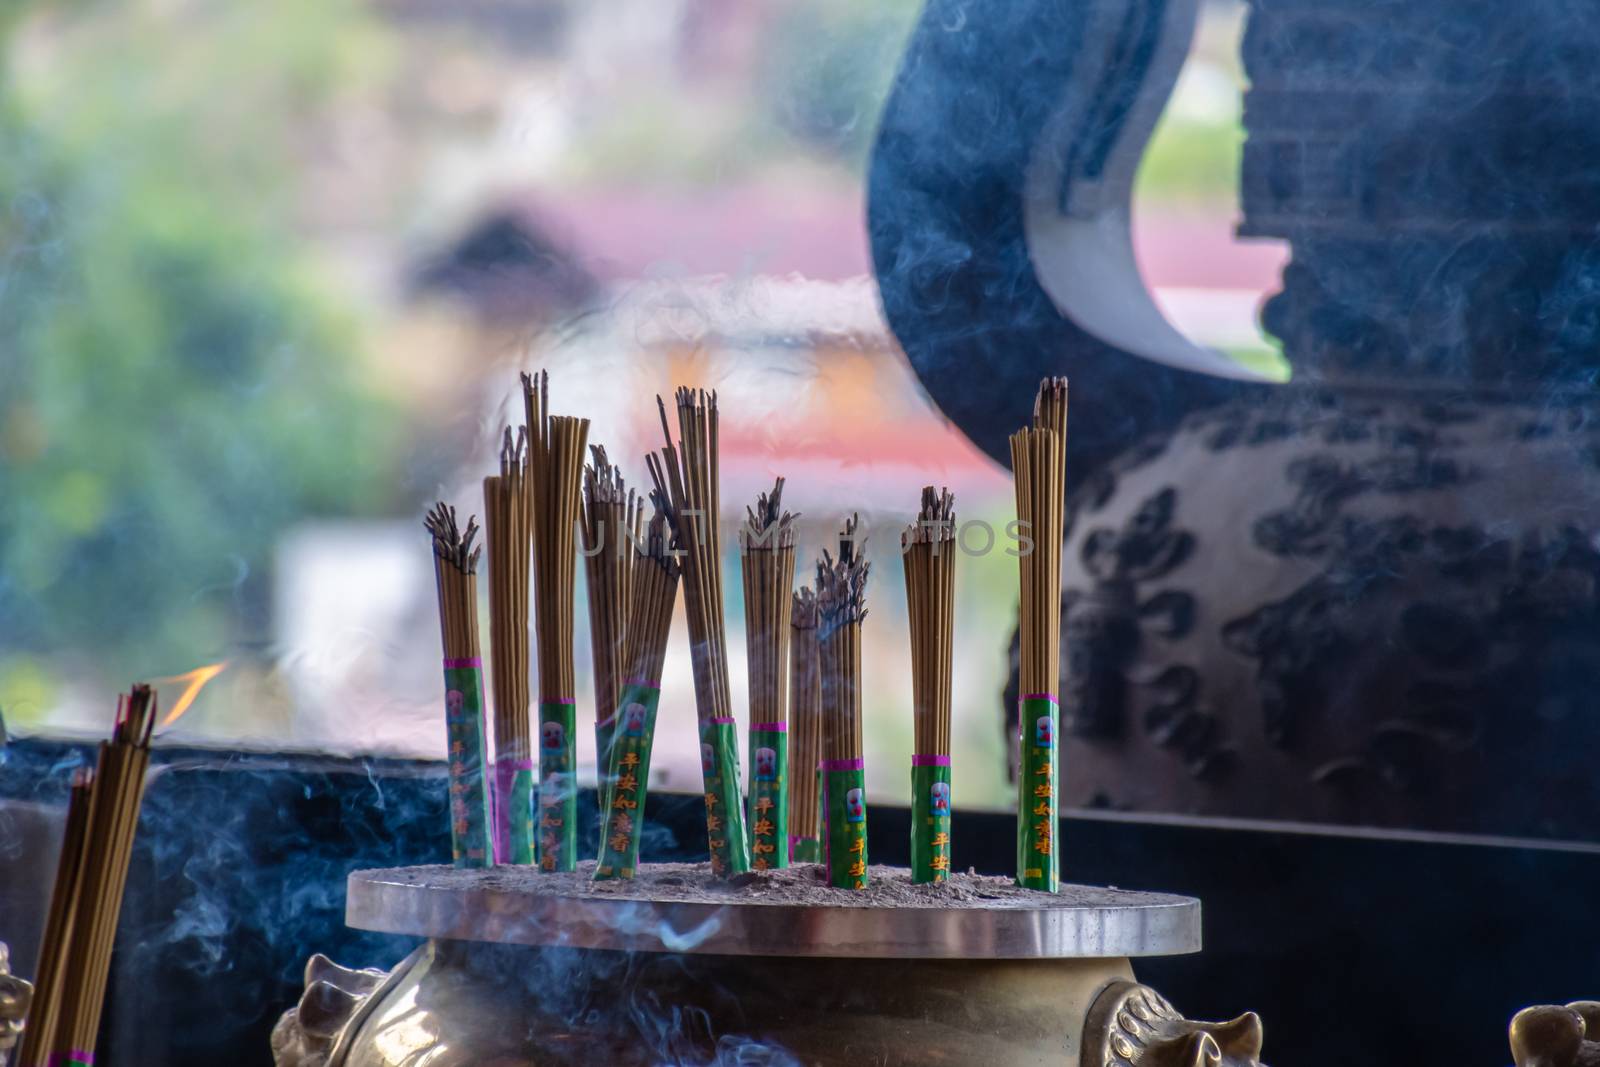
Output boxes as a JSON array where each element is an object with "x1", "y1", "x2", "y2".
[{"x1": 345, "y1": 868, "x2": 1202, "y2": 960}]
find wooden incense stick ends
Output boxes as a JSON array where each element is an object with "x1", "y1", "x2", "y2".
[
  {"x1": 582, "y1": 443, "x2": 638, "y2": 817},
  {"x1": 817, "y1": 518, "x2": 871, "y2": 890},
  {"x1": 427, "y1": 500, "x2": 493, "y2": 869},
  {"x1": 485, "y1": 429, "x2": 534, "y2": 865},
  {"x1": 741, "y1": 478, "x2": 799, "y2": 871},
  {"x1": 904, "y1": 486, "x2": 956, "y2": 883},
  {"x1": 523, "y1": 370, "x2": 590, "y2": 873},
  {"x1": 1013, "y1": 377, "x2": 1069, "y2": 893},
  {"x1": 21, "y1": 685, "x2": 158, "y2": 1067},
  {"x1": 648, "y1": 386, "x2": 750, "y2": 877},
  {"x1": 788, "y1": 587, "x2": 823, "y2": 863},
  {"x1": 595, "y1": 496, "x2": 683, "y2": 881}
]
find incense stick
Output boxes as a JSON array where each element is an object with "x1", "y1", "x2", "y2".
[
  {"x1": 818, "y1": 516, "x2": 871, "y2": 890},
  {"x1": 904, "y1": 486, "x2": 956, "y2": 883},
  {"x1": 787, "y1": 587, "x2": 822, "y2": 863},
  {"x1": 485, "y1": 429, "x2": 534, "y2": 865},
  {"x1": 427, "y1": 502, "x2": 492, "y2": 869},
  {"x1": 22, "y1": 684, "x2": 157, "y2": 1067},
  {"x1": 645, "y1": 388, "x2": 750, "y2": 877},
  {"x1": 740, "y1": 478, "x2": 797, "y2": 870},
  {"x1": 595, "y1": 499, "x2": 681, "y2": 880},
  {"x1": 582, "y1": 445, "x2": 636, "y2": 815},
  {"x1": 1013, "y1": 377, "x2": 1067, "y2": 891},
  {"x1": 524, "y1": 370, "x2": 590, "y2": 872}
]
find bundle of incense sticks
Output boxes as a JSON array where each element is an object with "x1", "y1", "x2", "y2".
[
  {"x1": 21, "y1": 685, "x2": 156, "y2": 1067},
  {"x1": 740, "y1": 478, "x2": 798, "y2": 870},
  {"x1": 595, "y1": 499, "x2": 681, "y2": 880},
  {"x1": 582, "y1": 445, "x2": 637, "y2": 814},
  {"x1": 484, "y1": 428, "x2": 534, "y2": 865},
  {"x1": 523, "y1": 370, "x2": 590, "y2": 872},
  {"x1": 645, "y1": 388, "x2": 750, "y2": 877},
  {"x1": 787, "y1": 587, "x2": 823, "y2": 863},
  {"x1": 426, "y1": 502, "x2": 492, "y2": 868},
  {"x1": 1012, "y1": 377, "x2": 1067, "y2": 891},
  {"x1": 904, "y1": 486, "x2": 956, "y2": 884},
  {"x1": 817, "y1": 516, "x2": 871, "y2": 890}
]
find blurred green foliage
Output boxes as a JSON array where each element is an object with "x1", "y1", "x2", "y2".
[{"x1": 0, "y1": 0, "x2": 397, "y2": 717}]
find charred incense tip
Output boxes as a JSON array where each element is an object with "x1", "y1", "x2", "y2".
[
  {"x1": 425, "y1": 501, "x2": 481, "y2": 574},
  {"x1": 118, "y1": 683, "x2": 158, "y2": 746},
  {"x1": 584, "y1": 443, "x2": 628, "y2": 506},
  {"x1": 791, "y1": 585, "x2": 819, "y2": 629},
  {"x1": 817, "y1": 516, "x2": 871, "y2": 637},
  {"x1": 741, "y1": 477, "x2": 799, "y2": 550},
  {"x1": 903, "y1": 485, "x2": 956, "y2": 548},
  {"x1": 500, "y1": 425, "x2": 528, "y2": 473}
]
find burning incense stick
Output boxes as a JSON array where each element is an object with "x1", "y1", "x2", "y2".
[
  {"x1": 21, "y1": 685, "x2": 156, "y2": 1067},
  {"x1": 645, "y1": 388, "x2": 750, "y2": 877},
  {"x1": 595, "y1": 499, "x2": 681, "y2": 880},
  {"x1": 904, "y1": 486, "x2": 956, "y2": 884},
  {"x1": 787, "y1": 587, "x2": 822, "y2": 863},
  {"x1": 485, "y1": 428, "x2": 534, "y2": 865},
  {"x1": 1012, "y1": 377, "x2": 1067, "y2": 892},
  {"x1": 524, "y1": 370, "x2": 590, "y2": 872},
  {"x1": 582, "y1": 445, "x2": 637, "y2": 814},
  {"x1": 740, "y1": 478, "x2": 797, "y2": 870},
  {"x1": 818, "y1": 516, "x2": 871, "y2": 890},
  {"x1": 426, "y1": 502, "x2": 492, "y2": 869}
]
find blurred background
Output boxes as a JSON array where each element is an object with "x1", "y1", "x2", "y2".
[{"x1": 0, "y1": 0, "x2": 1284, "y2": 810}]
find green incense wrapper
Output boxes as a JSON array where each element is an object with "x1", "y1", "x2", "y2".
[
  {"x1": 746, "y1": 724, "x2": 789, "y2": 870},
  {"x1": 443, "y1": 660, "x2": 492, "y2": 868},
  {"x1": 699, "y1": 718, "x2": 750, "y2": 877},
  {"x1": 493, "y1": 757, "x2": 535, "y2": 865},
  {"x1": 788, "y1": 836, "x2": 820, "y2": 863},
  {"x1": 822, "y1": 759, "x2": 868, "y2": 889},
  {"x1": 1016, "y1": 694, "x2": 1059, "y2": 891},
  {"x1": 594, "y1": 714, "x2": 616, "y2": 814},
  {"x1": 911, "y1": 755, "x2": 952, "y2": 883},
  {"x1": 594, "y1": 681, "x2": 660, "y2": 880},
  {"x1": 537, "y1": 699, "x2": 578, "y2": 872}
]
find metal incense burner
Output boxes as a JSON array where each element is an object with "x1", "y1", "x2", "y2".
[{"x1": 274, "y1": 863, "x2": 1268, "y2": 1067}]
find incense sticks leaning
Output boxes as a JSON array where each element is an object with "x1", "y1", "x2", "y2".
[
  {"x1": 582, "y1": 445, "x2": 636, "y2": 815},
  {"x1": 595, "y1": 500, "x2": 681, "y2": 880},
  {"x1": 1012, "y1": 377, "x2": 1067, "y2": 892},
  {"x1": 904, "y1": 486, "x2": 956, "y2": 884},
  {"x1": 740, "y1": 479, "x2": 797, "y2": 870},
  {"x1": 787, "y1": 588, "x2": 822, "y2": 863},
  {"x1": 21, "y1": 684, "x2": 156, "y2": 1067},
  {"x1": 646, "y1": 388, "x2": 750, "y2": 877},
  {"x1": 485, "y1": 429, "x2": 534, "y2": 864},
  {"x1": 818, "y1": 516, "x2": 871, "y2": 890},
  {"x1": 524, "y1": 370, "x2": 590, "y2": 872},
  {"x1": 427, "y1": 502, "x2": 492, "y2": 868}
]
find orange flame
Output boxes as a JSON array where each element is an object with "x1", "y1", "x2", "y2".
[{"x1": 153, "y1": 661, "x2": 229, "y2": 728}]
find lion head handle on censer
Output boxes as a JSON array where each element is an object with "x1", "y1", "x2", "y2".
[
  {"x1": 0, "y1": 942, "x2": 34, "y2": 1059},
  {"x1": 1510, "y1": 1002, "x2": 1600, "y2": 1067},
  {"x1": 270, "y1": 953, "x2": 390, "y2": 1067},
  {"x1": 1084, "y1": 980, "x2": 1266, "y2": 1067}
]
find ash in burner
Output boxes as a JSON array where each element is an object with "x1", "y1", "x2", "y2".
[{"x1": 367, "y1": 860, "x2": 1162, "y2": 910}]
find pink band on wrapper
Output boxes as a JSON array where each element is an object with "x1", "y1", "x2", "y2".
[
  {"x1": 1020, "y1": 692, "x2": 1057, "y2": 702},
  {"x1": 911, "y1": 753, "x2": 951, "y2": 766},
  {"x1": 819, "y1": 757, "x2": 864, "y2": 771},
  {"x1": 443, "y1": 656, "x2": 482, "y2": 669},
  {"x1": 750, "y1": 722, "x2": 787, "y2": 732}
]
